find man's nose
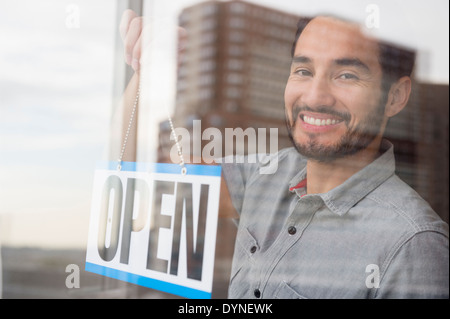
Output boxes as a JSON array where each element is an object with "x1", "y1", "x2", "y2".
[{"x1": 301, "y1": 76, "x2": 336, "y2": 108}]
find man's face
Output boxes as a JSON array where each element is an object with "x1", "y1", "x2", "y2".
[{"x1": 285, "y1": 17, "x2": 387, "y2": 162}]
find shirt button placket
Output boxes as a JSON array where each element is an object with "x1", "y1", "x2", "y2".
[{"x1": 249, "y1": 243, "x2": 259, "y2": 298}]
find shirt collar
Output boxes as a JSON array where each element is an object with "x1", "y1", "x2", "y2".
[{"x1": 289, "y1": 139, "x2": 396, "y2": 216}]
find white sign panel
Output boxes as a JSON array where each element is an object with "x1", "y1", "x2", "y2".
[{"x1": 86, "y1": 162, "x2": 222, "y2": 299}]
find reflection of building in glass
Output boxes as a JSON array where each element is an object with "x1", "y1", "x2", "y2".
[
  {"x1": 157, "y1": 0, "x2": 449, "y2": 223},
  {"x1": 157, "y1": 0, "x2": 300, "y2": 163},
  {"x1": 155, "y1": 1, "x2": 300, "y2": 299},
  {"x1": 384, "y1": 81, "x2": 449, "y2": 222}
]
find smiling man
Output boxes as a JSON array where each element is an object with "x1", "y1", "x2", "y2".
[
  {"x1": 284, "y1": 16, "x2": 411, "y2": 194},
  {"x1": 221, "y1": 16, "x2": 449, "y2": 299},
  {"x1": 119, "y1": 10, "x2": 449, "y2": 299}
]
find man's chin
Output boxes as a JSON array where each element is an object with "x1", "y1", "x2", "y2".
[
  {"x1": 289, "y1": 132, "x2": 338, "y2": 161},
  {"x1": 294, "y1": 143, "x2": 343, "y2": 163},
  {"x1": 290, "y1": 133, "x2": 377, "y2": 163}
]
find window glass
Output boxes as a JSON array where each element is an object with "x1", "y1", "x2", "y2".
[{"x1": 1, "y1": 0, "x2": 448, "y2": 300}]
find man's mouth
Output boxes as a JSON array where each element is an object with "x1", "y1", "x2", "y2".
[
  {"x1": 299, "y1": 113, "x2": 345, "y2": 127},
  {"x1": 302, "y1": 115, "x2": 343, "y2": 126},
  {"x1": 291, "y1": 106, "x2": 350, "y2": 129}
]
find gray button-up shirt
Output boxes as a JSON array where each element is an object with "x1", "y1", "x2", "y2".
[{"x1": 221, "y1": 140, "x2": 449, "y2": 298}]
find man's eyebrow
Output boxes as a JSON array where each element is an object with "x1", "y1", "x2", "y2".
[
  {"x1": 292, "y1": 56, "x2": 370, "y2": 71},
  {"x1": 291, "y1": 55, "x2": 311, "y2": 64},
  {"x1": 334, "y1": 58, "x2": 370, "y2": 71}
]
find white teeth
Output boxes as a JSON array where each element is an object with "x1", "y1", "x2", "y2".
[{"x1": 303, "y1": 115, "x2": 340, "y2": 126}]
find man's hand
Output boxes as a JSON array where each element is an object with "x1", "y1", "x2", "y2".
[
  {"x1": 119, "y1": 9, "x2": 187, "y2": 71},
  {"x1": 117, "y1": 9, "x2": 238, "y2": 220},
  {"x1": 119, "y1": 9, "x2": 143, "y2": 71}
]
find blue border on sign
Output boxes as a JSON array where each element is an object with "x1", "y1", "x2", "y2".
[
  {"x1": 85, "y1": 262, "x2": 211, "y2": 299},
  {"x1": 96, "y1": 161, "x2": 221, "y2": 177}
]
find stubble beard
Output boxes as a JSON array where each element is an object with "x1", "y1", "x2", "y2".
[{"x1": 286, "y1": 103, "x2": 386, "y2": 163}]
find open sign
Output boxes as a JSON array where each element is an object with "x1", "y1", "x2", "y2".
[{"x1": 85, "y1": 162, "x2": 221, "y2": 299}]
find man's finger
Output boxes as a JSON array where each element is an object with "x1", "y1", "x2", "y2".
[
  {"x1": 131, "y1": 34, "x2": 143, "y2": 71},
  {"x1": 119, "y1": 9, "x2": 137, "y2": 41},
  {"x1": 124, "y1": 16, "x2": 143, "y2": 66}
]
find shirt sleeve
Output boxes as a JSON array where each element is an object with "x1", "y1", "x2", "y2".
[
  {"x1": 376, "y1": 231, "x2": 449, "y2": 299},
  {"x1": 218, "y1": 156, "x2": 259, "y2": 216}
]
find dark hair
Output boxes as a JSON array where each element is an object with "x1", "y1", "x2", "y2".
[
  {"x1": 291, "y1": 16, "x2": 416, "y2": 92},
  {"x1": 291, "y1": 17, "x2": 313, "y2": 58}
]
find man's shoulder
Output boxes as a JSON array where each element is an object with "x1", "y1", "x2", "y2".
[
  {"x1": 366, "y1": 174, "x2": 448, "y2": 236},
  {"x1": 234, "y1": 147, "x2": 304, "y2": 166},
  {"x1": 259, "y1": 147, "x2": 304, "y2": 166},
  {"x1": 219, "y1": 147, "x2": 305, "y2": 178}
]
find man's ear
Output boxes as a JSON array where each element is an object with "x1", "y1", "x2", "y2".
[{"x1": 384, "y1": 76, "x2": 412, "y2": 118}]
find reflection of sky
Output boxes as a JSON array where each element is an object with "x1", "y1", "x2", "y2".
[
  {"x1": 0, "y1": 0, "x2": 116, "y2": 248},
  {"x1": 0, "y1": 0, "x2": 115, "y2": 156},
  {"x1": 0, "y1": 0, "x2": 448, "y2": 248}
]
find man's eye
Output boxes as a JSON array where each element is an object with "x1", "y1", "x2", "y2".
[
  {"x1": 295, "y1": 69, "x2": 312, "y2": 77},
  {"x1": 338, "y1": 73, "x2": 359, "y2": 80}
]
